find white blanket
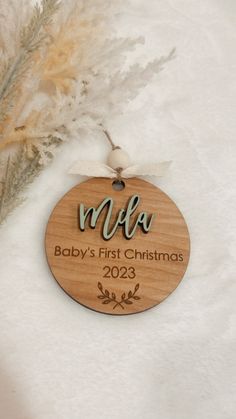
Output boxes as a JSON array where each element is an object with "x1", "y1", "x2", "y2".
[{"x1": 0, "y1": 1, "x2": 235, "y2": 418}]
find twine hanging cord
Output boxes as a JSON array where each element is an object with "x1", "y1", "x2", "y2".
[{"x1": 101, "y1": 126, "x2": 120, "y2": 151}]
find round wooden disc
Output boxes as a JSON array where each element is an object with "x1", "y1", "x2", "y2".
[{"x1": 45, "y1": 178, "x2": 190, "y2": 315}]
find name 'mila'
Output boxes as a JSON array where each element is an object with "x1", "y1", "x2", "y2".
[{"x1": 78, "y1": 194, "x2": 155, "y2": 240}]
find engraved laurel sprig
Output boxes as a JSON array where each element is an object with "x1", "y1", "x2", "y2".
[{"x1": 97, "y1": 282, "x2": 140, "y2": 310}]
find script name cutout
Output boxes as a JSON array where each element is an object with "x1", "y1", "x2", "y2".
[{"x1": 78, "y1": 194, "x2": 155, "y2": 240}]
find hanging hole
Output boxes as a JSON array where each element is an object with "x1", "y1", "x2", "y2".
[{"x1": 112, "y1": 180, "x2": 125, "y2": 191}]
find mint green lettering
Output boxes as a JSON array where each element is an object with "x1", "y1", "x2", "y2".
[{"x1": 78, "y1": 195, "x2": 155, "y2": 240}]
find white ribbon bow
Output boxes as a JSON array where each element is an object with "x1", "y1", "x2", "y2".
[{"x1": 68, "y1": 160, "x2": 171, "y2": 179}]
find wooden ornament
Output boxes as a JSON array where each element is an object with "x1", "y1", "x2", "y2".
[{"x1": 45, "y1": 178, "x2": 190, "y2": 315}]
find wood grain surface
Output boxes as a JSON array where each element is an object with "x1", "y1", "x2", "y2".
[{"x1": 45, "y1": 178, "x2": 190, "y2": 315}]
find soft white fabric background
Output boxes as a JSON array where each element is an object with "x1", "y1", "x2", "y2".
[{"x1": 1, "y1": 1, "x2": 236, "y2": 418}]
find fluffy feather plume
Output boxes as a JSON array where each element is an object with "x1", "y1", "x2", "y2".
[
  {"x1": 0, "y1": 0, "x2": 60, "y2": 123},
  {"x1": 0, "y1": 0, "x2": 175, "y2": 224}
]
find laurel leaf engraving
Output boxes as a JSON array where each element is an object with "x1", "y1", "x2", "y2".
[
  {"x1": 98, "y1": 282, "x2": 103, "y2": 292},
  {"x1": 97, "y1": 283, "x2": 141, "y2": 310}
]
